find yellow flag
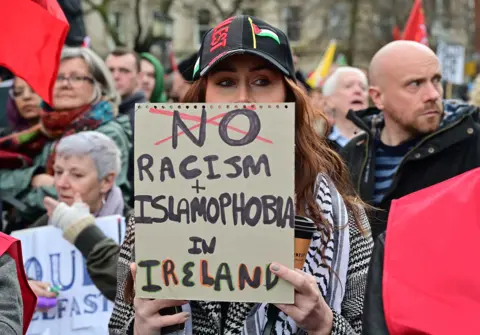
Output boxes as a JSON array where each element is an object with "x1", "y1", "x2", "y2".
[{"x1": 306, "y1": 40, "x2": 337, "y2": 88}]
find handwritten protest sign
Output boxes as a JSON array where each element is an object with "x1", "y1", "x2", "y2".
[{"x1": 134, "y1": 103, "x2": 295, "y2": 303}]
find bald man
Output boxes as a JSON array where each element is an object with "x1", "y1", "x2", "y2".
[
  {"x1": 353, "y1": 41, "x2": 480, "y2": 335},
  {"x1": 341, "y1": 41, "x2": 480, "y2": 239}
]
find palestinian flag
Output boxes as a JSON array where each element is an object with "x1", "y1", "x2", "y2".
[{"x1": 252, "y1": 23, "x2": 280, "y2": 44}]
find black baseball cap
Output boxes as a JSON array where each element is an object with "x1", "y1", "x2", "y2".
[{"x1": 192, "y1": 15, "x2": 295, "y2": 81}]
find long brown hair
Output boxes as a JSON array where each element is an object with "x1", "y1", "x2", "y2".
[
  {"x1": 124, "y1": 74, "x2": 363, "y2": 304},
  {"x1": 182, "y1": 76, "x2": 362, "y2": 227}
]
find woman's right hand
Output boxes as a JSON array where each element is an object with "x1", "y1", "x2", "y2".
[{"x1": 131, "y1": 263, "x2": 190, "y2": 335}]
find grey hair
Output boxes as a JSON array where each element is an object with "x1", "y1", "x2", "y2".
[
  {"x1": 56, "y1": 131, "x2": 122, "y2": 180},
  {"x1": 61, "y1": 47, "x2": 121, "y2": 114},
  {"x1": 322, "y1": 67, "x2": 368, "y2": 97}
]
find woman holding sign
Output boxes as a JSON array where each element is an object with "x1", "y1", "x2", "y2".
[{"x1": 109, "y1": 15, "x2": 373, "y2": 335}]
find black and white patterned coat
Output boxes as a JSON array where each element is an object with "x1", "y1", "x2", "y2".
[{"x1": 108, "y1": 174, "x2": 373, "y2": 335}]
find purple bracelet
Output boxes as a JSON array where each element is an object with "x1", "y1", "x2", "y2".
[{"x1": 37, "y1": 297, "x2": 57, "y2": 309}]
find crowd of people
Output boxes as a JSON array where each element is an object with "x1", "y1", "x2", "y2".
[{"x1": 0, "y1": 12, "x2": 479, "y2": 335}]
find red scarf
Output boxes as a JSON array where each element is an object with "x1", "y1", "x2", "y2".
[
  {"x1": 40, "y1": 105, "x2": 90, "y2": 138},
  {"x1": 0, "y1": 233, "x2": 36, "y2": 334},
  {"x1": 41, "y1": 105, "x2": 91, "y2": 175},
  {"x1": 0, "y1": 102, "x2": 110, "y2": 170}
]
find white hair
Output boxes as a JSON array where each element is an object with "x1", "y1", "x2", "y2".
[
  {"x1": 56, "y1": 131, "x2": 122, "y2": 180},
  {"x1": 322, "y1": 67, "x2": 368, "y2": 97}
]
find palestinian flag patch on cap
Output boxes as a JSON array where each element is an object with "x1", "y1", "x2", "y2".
[{"x1": 252, "y1": 23, "x2": 280, "y2": 45}]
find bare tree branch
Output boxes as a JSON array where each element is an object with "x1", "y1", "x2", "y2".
[
  {"x1": 159, "y1": 0, "x2": 175, "y2": 13},
  {"x1": 99, "y1": 0, "x2": 122, "y2": 46},
  {"x1": 209, "y1": 0, "x2": 227, "y2": 18},
  {"x1": 82, "y1": 0, "x2": 122, "y2": 46},
  {"x1": 83, "y1": 0, "x2": 100, "y2": 11},
  {"x1": 346, "y1": 0, "x2": 359, "y2": 65},
  {"x1": 227, "y1": 0, "x2": 244, "y2": 17},
  {"x1": 134, "y1": 0, "x2": 143, "y2": 47},
  {"x1": 134, "y1": 0, "x2": 176, "y2": 52}
]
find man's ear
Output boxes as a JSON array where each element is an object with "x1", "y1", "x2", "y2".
[
  {"x1": 369, "y1": 86, "x2": 385, "y2": 110},
  {"x1": 100, "y1": 172, "x2": 116, "y2": 194}
]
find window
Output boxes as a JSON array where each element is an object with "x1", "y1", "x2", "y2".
[
  {"x1": 284, "y1": 6, "x2": 301, "y2": 42},
  {"x1": 243, "y1": 8, "x2": 256, "y2": 17},
  {"x1": 326, "y1": 3, "x2": 349, "y2": 40},
  {"x1": 197, "y1": 9, "x2": 212, "y2": 45}
]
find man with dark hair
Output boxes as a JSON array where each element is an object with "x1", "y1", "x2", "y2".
[{"x1": 106, "y1": 48, "x2": 147, "y2": 127}]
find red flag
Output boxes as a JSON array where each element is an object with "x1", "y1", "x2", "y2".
[
  {"x1": 392, "y1": 25, "x2": 401, "y2": 40},
  {"x1": 401, "y1": 0, "x2": 428, "y2": 45},
  {"x1": 0, "y1": 233, "x2": 37, "y2": 334},
  {"x1": 384, "y1": 168, "x2": 480, "y2": 334},
  {"x1": 0, "y1": 0, "x2": 69, "y2": 105}
]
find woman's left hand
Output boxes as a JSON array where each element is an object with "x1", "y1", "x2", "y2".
[{"x1": 270, "y1": 263, "x2": 333, "y2": 335}]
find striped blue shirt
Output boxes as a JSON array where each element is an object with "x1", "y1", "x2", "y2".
[{"x1": 373, "y1": 137, "x2": 419, "y2": 204}]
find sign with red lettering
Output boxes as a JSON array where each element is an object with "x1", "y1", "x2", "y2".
[{"x1": 134, "y1": 103, "x2": 295, "y2": 303}]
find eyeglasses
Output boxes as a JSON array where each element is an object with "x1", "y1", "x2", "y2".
[{"x1": 55, "y1": 75, "x2": 94, "y2": 86}]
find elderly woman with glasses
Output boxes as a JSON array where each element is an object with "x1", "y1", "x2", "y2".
[{"x1": 0, "y1": 47, "x2": 132, "y2": 232}]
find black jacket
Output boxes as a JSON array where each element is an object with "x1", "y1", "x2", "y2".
[
  {"x1": 58, "y1": 0, "x2": 86, "y2": 46},
  {"x1": 118, "y1": 92, "x2": 146, "y2": 209},
  {"x1": 362, "y1": 233, "x2": 388, "y2": 335},
  {"x1": 119, "y1": 91, "x2": 148, "y2": 132},
  {"x1": 341, "y1": 101, "x2": 480, "y2": 238}
]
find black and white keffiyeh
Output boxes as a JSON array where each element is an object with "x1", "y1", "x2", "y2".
[
  {"x1": 186, "y1": 174, "x2": 350, "y2": 335},
  {"x1": 109, "y1": 174, "x2": 354, "y2": 335}
]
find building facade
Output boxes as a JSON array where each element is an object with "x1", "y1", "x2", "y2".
[{"x1": 82, "y1": 0, "x2": 475, "y2": 75}]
